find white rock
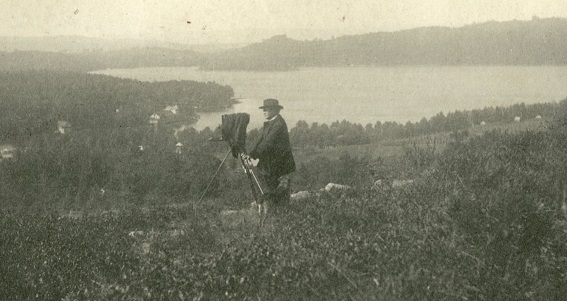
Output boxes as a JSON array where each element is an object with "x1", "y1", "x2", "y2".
[
  {"x1": 324, "y1": 183, "x2": 351, "y2": 192},
  {"x1": 291, "y1": 191, "x2": 311, "y2": 200}
]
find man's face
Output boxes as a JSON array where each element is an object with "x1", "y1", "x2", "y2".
[{"x1": 263, "y1": 107, "x2": 279, "y2": 120}]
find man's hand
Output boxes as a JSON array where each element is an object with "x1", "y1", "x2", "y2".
[{"x1": 240, "y1": 153, "x2": 258, "y2": 167}]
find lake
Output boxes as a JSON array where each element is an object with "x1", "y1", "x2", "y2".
[{"x1": 94, "y1": 66, "x2": 567, "y2": 130}]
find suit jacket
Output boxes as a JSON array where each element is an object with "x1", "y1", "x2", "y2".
[{"x1": 250, "y1": 115, "x2": 296, "y2": 178}]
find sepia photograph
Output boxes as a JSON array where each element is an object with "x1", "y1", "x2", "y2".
[{"x1": 1, "y1": 0, "x2": 567, "y2": 300}]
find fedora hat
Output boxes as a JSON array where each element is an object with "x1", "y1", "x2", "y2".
[{"x1": 259, "y1": 98, "x2": 283, "y2": 110}]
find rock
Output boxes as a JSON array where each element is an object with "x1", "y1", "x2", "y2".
[
  {"x1": 291, "y1": 191, "x2": 311, "y2": 200},
  {"x1": 392, "y1": 179, "x2": 414, "y2": 188},
  {"x1": 128, "y1": 230, "x2": 144, "y2": 237},
  {"x1": 324, "y1": 183, "x2": 351, "y2": 192}
]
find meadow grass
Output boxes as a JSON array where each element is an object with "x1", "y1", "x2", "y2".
[{"x1": 1, "y1": 120, "x2": 566, "y2": 300}]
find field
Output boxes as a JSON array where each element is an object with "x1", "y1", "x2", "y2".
[
  {"x1": 294, "y1": 118, "x2": 548, "y2": 162},
  {"x1": 2, "y1": 114, "x2": 567, "y2": 300}
]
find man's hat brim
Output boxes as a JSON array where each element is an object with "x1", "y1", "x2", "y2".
[{"x1": 259, "y1": 105, "x2": 283, "y2": 109}]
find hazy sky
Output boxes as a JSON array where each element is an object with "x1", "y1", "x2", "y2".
[{"x1": 2, "y1": 0, "x2": 567, "y2": 44}]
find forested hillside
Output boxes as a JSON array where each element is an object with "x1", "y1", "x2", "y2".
[
  {"x1": 0, "y1": 71, "x2": 234, "y2": 142},
  {"x1": 0, "y1": 49, "x2": 204, "y2": 72},
  {"x1": 200, "y1": 17, "x2": 567, "y2": 70},
  {"x1": 287, "y1": 102, "x2": 556, "y2": 148},
  {"x1": 0, "y1": 70, "x2": 236, "y2": 208},
  {"x1": 2, "y1": 18, "x2": 567, "y2": 72}
]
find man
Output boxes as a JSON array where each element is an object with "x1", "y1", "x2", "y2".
[{"x1": 245, "y1": 98, "x2": 295, "y2": 208}]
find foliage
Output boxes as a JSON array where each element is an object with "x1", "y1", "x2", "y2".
[
  {"x1": 425, "y1": 129, "x2": 567, "y2": 300},
  {"x1": 199, "y1": 19, "x2": 567, "y2": 70},
  {"x1": 0, "y1": 126, "x2": 229, "y2": 210},
  {"x1": 2, "y1": 124, "x2": 567, "y2": 300},
  {"x1": 294, "y1": 151, "x2": 373, "y2": 190},
  {"x1": 0, "y1": 71, "x2": 233, "y2": 142},
  {"x1": 1, "y1": 68, "x2": 567, "y2": 299},
  {"x1": 4, "y1": 19, "x2": 567, "y2": 73},
  {"x1": 289, "y1": 102, "x2": 557, "y2": 148},
  {"x1": 400, "y1": 138, "x2": 438, "y2": 176}
]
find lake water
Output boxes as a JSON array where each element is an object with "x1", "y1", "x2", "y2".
[{"x1": 95, "y1": 66, "x2": 567, "y2": 130}]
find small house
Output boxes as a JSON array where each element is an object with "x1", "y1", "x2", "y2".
[
  {"x1": 0, "y1": 144, "x2": 15, "y2": 160},
  {"x1": 164, "y1": 105, "x2": 179, "y2": 115},
  {"x1": 57, "y1": 121, "x2": 71, "y2": 134},
  {"x1": 480, "y1": 121, "x2": 486, "y2": 126},
  {"x1": 535, "y1": 115, "x2": 542, "y2": 119},
  {"x1": 514, "y1": 116, "x2": 521, "y2": 122},
  {"x1": 175, "y1": 142, "x2": 183, "y2": 154},
  {"x1": 149, "y1": 113, "x2": 160, "y2": 124}
]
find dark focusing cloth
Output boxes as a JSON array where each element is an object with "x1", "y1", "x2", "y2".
[{"x1": 221, "y1": 113, "x2": 250, "y2": 158}]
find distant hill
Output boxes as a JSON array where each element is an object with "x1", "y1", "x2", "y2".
[
  {"x1": 0, "y1": 35, "x2": 245, "y2": 53},
  {"x1": 3, "y1": 18, "x2": 567, "y2": 72},
  {"x1": 0, "y1": 36, "x2": 241, "y2": 72},
  {"x1": 200, "y1": 17, "x2": 567, "y2": 70},
  {"x1": 0, "y1": 48, "x2": 205, "y2": 72}
]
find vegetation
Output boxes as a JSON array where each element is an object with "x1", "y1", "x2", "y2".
[
  {"x1": 2, "y1": 112, "x2": 567, "y2": 299},
  {"x1": 0, "y1": 70, "x2": 237, "y2": 209},
  {"x1": 2, "y1": 131, "x2": 209, "y2": 209},
  {"x1": 289, "y1": 102, "x2": 554, "y2": 148},
  {"x1": 3, "y1": 18, "x2": 567, "y2": 72},
  {"x1": 0, "y1": 70, "x2": 559, "y2": 209},
  {"x1": 1, "y1": 68, "x2": 567, "y2": 299},
  {"x1": 200, "y1": 18, "x2": 567, "y2": 70},
  {"x1": 0, "y1": 71, "x2": 234, "y2": 143}
]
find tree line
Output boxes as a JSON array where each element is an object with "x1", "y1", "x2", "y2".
[
  {"x1": 200, "y1": 18, "x2": 567, "y2": 70},
  {"x1": 288, "y1": 102, "x2": 557, "y2": 148},
  {"x1": 0, "y1": 71, "x2": 234, "y2": 143},
  {"x1": 5, "y1": 18, "x2": 567, "y2": 73}
]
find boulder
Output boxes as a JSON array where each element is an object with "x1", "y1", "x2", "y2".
[
  {"x1": 291, "y1": 190, "x2": 312, "y2": 200},
  {"x1": 324, "y1": 183, "x2": 351, "y2": 192}
]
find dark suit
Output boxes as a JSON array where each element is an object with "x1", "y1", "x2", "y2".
[
  {"x1": 250, "y1": 114, "x2": 295, "y2": 204},
  {"x1": 250, "y1": 114, "x2": 296, "y2": 178}
]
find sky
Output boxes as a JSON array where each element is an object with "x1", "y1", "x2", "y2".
[{"x1": 2, "y1": 0, "x2": 567, "y2": 44}]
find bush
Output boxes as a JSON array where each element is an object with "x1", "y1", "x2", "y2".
[{"x1": 424, "y1": 129, "x2": 567, "y2": 300}]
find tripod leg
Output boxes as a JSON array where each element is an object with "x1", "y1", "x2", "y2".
[
  {"x1": 240, "y1": 157, "x2": 260, "y2": 201},
  {"x1": 239, "y1": 156, "x2": 268, "y2": 226},
  {"x1": 196, "y1": 148, "x2": 232, "y2": 205},
  {"x1": 248, "y1": 169, "x2": 264, "y2": 194},
  {"x1": 260, "y1": 200, "x2": 268, "y2": 227}
]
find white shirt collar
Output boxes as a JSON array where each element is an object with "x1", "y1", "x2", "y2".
[{"x1": 266, "y1": 114, "x2": 279, "y2": 122}]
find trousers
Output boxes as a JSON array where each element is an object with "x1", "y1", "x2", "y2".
[{"x1": 257, "y1": 170, "x2": 291, "y2": 207}]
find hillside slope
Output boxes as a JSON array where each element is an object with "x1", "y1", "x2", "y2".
[{"x1": 200, "y1": 17, "x2": 567, "y2": 70}]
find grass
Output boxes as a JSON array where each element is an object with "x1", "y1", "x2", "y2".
[
  {"x1": 293, "y1": 118, "x2": 549, "y2": 163},
  {"x1": 3, "y1": 183, "x2": 564, "y2": 300},
  {"x1": 0, "y1": 194, "x2": 465, "y2": 300},
  {"x1": 1, "y1": 118, "x2": 566, "y2": 300}
]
